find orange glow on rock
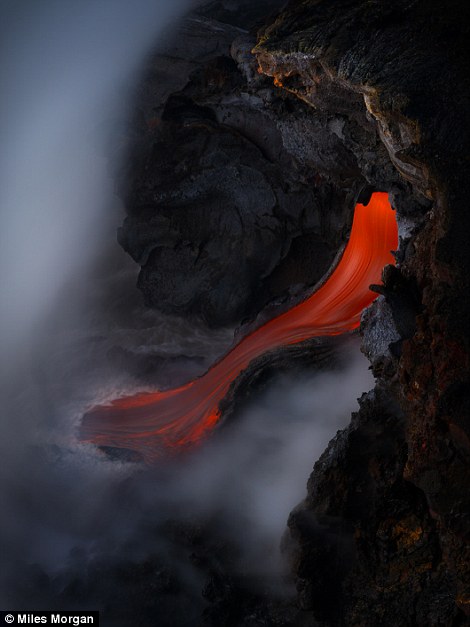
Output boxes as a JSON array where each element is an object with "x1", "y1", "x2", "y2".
[{"x1": 79, "y1": 192, "x2": 398, "y2": 463}]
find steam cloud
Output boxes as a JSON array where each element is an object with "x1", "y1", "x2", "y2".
[
  {"x1": 0, "y1": 0, "x2": 193, "y2": 603},
  {"x1": 0, "y1": 0, "x2": 375, "y2": 620}
]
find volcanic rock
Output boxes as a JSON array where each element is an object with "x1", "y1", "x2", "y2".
[
  {"x1": 100, "y1": 0, "x2": 469, "y2": 624},
  {"x1": 118, "y1": 0, "x2": 409, "y2": 327},
  {"x1": 254, "y1": 0, "x2": 470, "y2": 623}
]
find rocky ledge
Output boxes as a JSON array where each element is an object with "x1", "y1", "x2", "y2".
[
  {"x1": 117, "y1": 0, "x2": 413, "y2": 327},
  {"x1": 106, "y1": 0, "x2": 470, "y2": 624},
  {"x1": 253, "y1": 0, "x2": 470, "y2": 624}
]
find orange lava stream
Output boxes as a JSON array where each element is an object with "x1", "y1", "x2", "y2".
[{"x1": 80, "y1": 192, "x2": 398, "y2": 463}]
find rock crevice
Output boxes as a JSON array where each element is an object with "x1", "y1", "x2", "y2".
[{"x1": 253, "y1": 0, "x2": 469, "y2": 623}]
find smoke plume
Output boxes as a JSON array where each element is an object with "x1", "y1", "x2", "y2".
[{"x1": 0, "y1": 1, "x2": 375, "y2": 622}]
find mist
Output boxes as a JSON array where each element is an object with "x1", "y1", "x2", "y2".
[
  {"x1": 0, "y1": 0, "x2": 195, "y2": 602},
  {"x1": 163, "y1": 343, "x2": 374, "y2": 577},
  {"x1": 0, "y1": 0, "x2": 192, "y2": 370},
  {"x1": 0, "y1": 1, "x2": 376, "y2": 622}
]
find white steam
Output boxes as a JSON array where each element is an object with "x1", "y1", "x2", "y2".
[
  {"x1": 165, "y1": 343, "x2": 374, "y2": 577},
  {"x1": 0, "y1": 0, "x2": 375, "y2": 617},
  {"x1": 0, "y1": 0, "x2": 188, "y2": 370}
]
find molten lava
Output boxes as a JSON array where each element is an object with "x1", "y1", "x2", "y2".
[{"x1": 80, "y1": 192, "x2": 398, "y2": 463}]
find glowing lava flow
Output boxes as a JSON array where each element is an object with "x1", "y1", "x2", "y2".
[{"x1": 80, "y1": 192, "x2": 398, "y2": 462}]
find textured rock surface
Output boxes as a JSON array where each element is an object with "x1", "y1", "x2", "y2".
[
  {"x1": 118, "y1": 0, "x2": 412, "y2": 327},
  {"x1": 254, "y1": 0, "x2": 470, "y2": 624},
  {"x1": 63, "y1": 0, "x2": 468, "y2": 624}
]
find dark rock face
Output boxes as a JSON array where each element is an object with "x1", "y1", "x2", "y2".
[
  {"x1": 118, "y1": 0, "x2": 413, "y2": 327},
  {"x1": 120, "y1": 92, "x2": 332, "y2": 326},
  {"x1": 119, "y1": 26, "x2": 337, "y2": 324},
  {"x1": 104, "y1": 0, "x2": 469, "y2": 624},
  {"x1": 288, "y1": 387, "x2": 463, "y2": 626},
  {"x1": 6, "y1": 1, "x2": 470, "y2": 625},
  {"x1": 254, "y1": 0, "x2": 470, "y2": 624}
]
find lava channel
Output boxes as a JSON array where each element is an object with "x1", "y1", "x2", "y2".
[{"x1": 80, "y1": 192, "x2": 398, "y2": 463}]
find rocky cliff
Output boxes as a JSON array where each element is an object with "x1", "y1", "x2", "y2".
[
  {"x1": 106, "y1": 0, "x2": 470, "y2": 624},
  {"x1": 252, "y1": 0, "x2": 470, "y2": 624},
  {"x1": 118, "y1": 0, "x2": 408, "y2": 328}
]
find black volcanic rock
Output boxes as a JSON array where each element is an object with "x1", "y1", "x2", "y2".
[
  {"x1": 79, "y1": 1, "x2": 468, "y2": 625},
  {"x1": 287, "y1": 386, "x2": 461, "y2": 625},
  {"x1": 118, "y1": 0, "x2": 411, "y2": 327},
  {"x1": 255, "y1": 0, "x2": 470, "y2": 623}
]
